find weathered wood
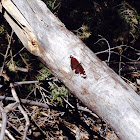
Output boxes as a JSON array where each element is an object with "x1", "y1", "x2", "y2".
[{"x1": 1, "y1": 0, "x2": 140, "y2": 139}]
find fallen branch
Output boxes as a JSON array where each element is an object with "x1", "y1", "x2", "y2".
[
  {"x1": 0, "y1": 106, "x2": 7, "y2": 139},
  {"x1": 0, "y1": 123, "x2": 15, "y2": 140},
  {"x1": 0, "y1": 96, "x2": 49, "y2": 109},
  {"x1": 10, "y1": 83, "x2": 30, "y2": 140},
  {"x1": 7, "y1": 121, "x2": 30, "y2": 140}
]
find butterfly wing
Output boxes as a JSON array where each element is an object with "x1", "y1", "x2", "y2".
[
  {"x1": 70, "y1": 56, "x2": 80, "y2": 71},
  {"x1": 70, "y1": 55, "x2": 87, "y2": 78},
  {"x1": 75, "y1": 64, "x2": 86, "y2": 78}
]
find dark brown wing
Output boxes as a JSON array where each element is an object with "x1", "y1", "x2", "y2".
[
  {"x1": 70, "y1": 56, "x2": 80, "y2": 71},
  {"x1": 70, "y1": 55, "x2": 87, "y2": 78},
  {"x1": 75, "y1": 64, "x2": 86, "y2": 78}
]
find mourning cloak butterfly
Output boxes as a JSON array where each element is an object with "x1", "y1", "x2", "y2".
[{"x1": 70, "y1": 55, "x2": 87, "y2": 78}]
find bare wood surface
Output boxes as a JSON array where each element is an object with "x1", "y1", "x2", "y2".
[{"x1": 1, "y1": 0, "x2": 140, "y2": 139}]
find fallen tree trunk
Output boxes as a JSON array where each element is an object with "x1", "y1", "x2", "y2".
[{"x1": 1, "y1": 0, "x2": 140, "y2": 139}]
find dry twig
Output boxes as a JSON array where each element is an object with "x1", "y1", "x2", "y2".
[
  {"x1": 0, "y1": 96, "x2": 49, "y2": 109},
  {"x1": 10, "y1": 83, "x2": 30, "y2": 140},
  {"x1": 0, "y1": 123, "x2": 15, "y2": 140},
  {"x1": 0, "y1": 106, "x2": 7, "y2": 140},
  {"x1": 94, "y1": 35, "x2": 111, "y2": 65},
  {"x1": 0, "y1": 30, "x2": 14, "y2": 75}
]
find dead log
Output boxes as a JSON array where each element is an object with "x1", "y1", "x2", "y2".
[{"x1": 1, "y1": 0, "x2": 140, "y2": 139}]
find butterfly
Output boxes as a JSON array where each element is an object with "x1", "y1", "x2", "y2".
[{"x1": 70, "y1": 55, "x2": 87, "y2": 78}]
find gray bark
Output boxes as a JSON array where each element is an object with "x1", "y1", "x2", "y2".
[{"x1": 1, "y1": 0, "x2": 140, "y2": 139}]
